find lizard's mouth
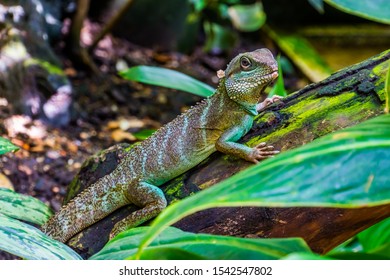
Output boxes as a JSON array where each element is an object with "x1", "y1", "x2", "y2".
[
  {"x1": 260, "y1": 70, "x2": 279, "y2": 86},
  {"x1": 266, "y1": 70, "x2": 279, "y2": 81},
  {"x1": 256, "y1": 70, "x2": 279, "y2": 102}
]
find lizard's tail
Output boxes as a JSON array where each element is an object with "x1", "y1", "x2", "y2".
[{"x1": 41, "y1": 176, "x2": 129, "y2": 243}]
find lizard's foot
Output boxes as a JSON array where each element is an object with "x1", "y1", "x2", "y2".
[
  {"x1": 247, "y1": 142, "x2": 279, "y2": 164},
  {"x1": 109, "y1": 182, "x2": 167, "y2": 240},
  {"x1": 256, "y1": 95, "x2": 283, "y2": 112}
]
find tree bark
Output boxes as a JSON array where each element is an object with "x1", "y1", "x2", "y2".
[{"x1": 65, "y1": 49, "x2": 390, "y2": 259}]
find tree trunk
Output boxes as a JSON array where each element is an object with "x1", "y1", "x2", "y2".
[
  {"x1": 0, "y1": 0, "x2": 72, "y2": 126},
  {"x1": 65, "y1": 49, "x2": 390, "y2": 259}
]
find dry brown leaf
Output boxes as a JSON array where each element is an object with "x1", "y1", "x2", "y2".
[
  {"x1": 107, "y1": 117, "x2": 145, "y2": 131},
  {"x1": 0, "y1": 173, "x2": 14, "y2": 190},
  {"x1": 66, "y1": 141, "x2": 79, "y2": 153},
  {"x1": 111, "y1": 129, "x2": 136, "y2": 142},
  {"x1": 107, "y1": 120, "x2": 120, "y2": 130}
]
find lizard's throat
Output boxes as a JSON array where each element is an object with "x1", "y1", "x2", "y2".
[{"x1": 227, "y1": 87, "x2": 267, "y2": 116}]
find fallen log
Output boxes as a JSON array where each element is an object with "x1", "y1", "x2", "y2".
[{"x1": 65, "y1": 49, "x2": 390, "y2": 258}]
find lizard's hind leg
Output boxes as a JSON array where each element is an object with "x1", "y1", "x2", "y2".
[{"x1": 109, "y1": 181, "x2": 167, "y2": 239}]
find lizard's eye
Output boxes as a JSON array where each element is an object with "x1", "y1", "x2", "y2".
[{"x1": 240, "y1": 56, "x2": 252, "y2": 70}]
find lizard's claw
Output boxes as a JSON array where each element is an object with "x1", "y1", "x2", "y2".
[
  {"x1": 256, "y1": 95, "x2": 284, "y2": 112},
  {"x1": 109, "y1": 231, "x2": 117, "y2": 240},
  {"x1": 109, "y1": 224, "x2": 124, "y2": 240},
  {"x1": 248, "y1": 142, "x2": 280, "y2": 164}
]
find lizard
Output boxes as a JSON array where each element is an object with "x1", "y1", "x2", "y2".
[{"x1": 41, "y1": 48, "x2": 282, "y2": 243}]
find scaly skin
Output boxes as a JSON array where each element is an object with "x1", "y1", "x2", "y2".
[{"x1": 41, "y1": 48, "x2": 281, "y2": 242}]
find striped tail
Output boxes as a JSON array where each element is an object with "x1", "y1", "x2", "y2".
[{"x1": 41, "y1": 174, "x2": 130, "y2": 243}]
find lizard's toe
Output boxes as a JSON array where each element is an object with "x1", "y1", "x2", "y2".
[
  {"x1": 270, "y1": 95, "x2": 283, "y2": 103},
  {"x1": 250, "y1": 142, "x2": 280, "y2": 162}
]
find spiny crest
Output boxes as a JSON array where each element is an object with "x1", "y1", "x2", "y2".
[{"x1": 138, "y1": 97, "x2": 213, "y2": 144}]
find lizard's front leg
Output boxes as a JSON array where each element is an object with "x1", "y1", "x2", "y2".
[
  {"x1": 256, "y1": 95, "x2": 283, "y2": 112},
  {"x1": 215, "y1": 126, "x2": 279, "y2": 164},
  {"x1": 109, "y1": 180, "x2": 167, "y2": 239}
]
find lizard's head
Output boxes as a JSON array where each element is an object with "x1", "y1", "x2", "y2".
[{"x1": 222, "y1": 48, "x2": 278, "y2": 114}]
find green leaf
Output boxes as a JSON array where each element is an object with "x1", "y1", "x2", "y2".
[
  {"x1": 264, "y1": 26, "x2": 333, "y2": 82},
  {"x1": 282, "y1": 252, "x2": 333, "y2": 260},
  {"x1": 203, "y1": 21, "x2": 238, "y2": 53},
  {"x1": 133, "y1": 129, "x2": 156, "y2": 141},
  {"x1": 308, "y1": 0, "x2": 324, "y2": 13},
  {"x1": 189, "y1": 0, "x2": 207, "y2": 12},
  {"x1": 385, "y1": 64, "x2": 390, "y2": 114},
  {"x1": 326, "y1": 230, "x2": 390, "y2": 259},
  {"x1": 324, "y1": 0, "x2": 390, "y2": 24},
  {"x1": 0, "y1": 137, "x2": 19, "y2": 155},
  {"x1": 327, "y1": 237, "x2": 363, "y2": 254},
  {"x1": 120, "y1": 66, "x2": 215, "y2": 97},
  {"x1": 369, "y1": 243, "x2": 390, "y2": 258},
  {"x1": 90, "y1": 227, "x2": 310, "y2": 260},
  {"x1": 130, "y1": 247, "x2": 207, "y2": 260},
  {"x1": 269, "y1": 55, "x2": 288, "y2": 97},
  {"x1": 0, "y1": 188, "x2": 53, "y2": 225},
  {"x1": 227, "y1": 2, "x2": 266, "y2": 32},
  {"x1": 0, "y1": 214, "x2": 82, "y2": 260},
  {"x1": 137, "y1": 114, "x2": 390, "y2": 256},
  {"x1": 357, "y1": 217, "x2": 390, "y2": 255},
  {"x1": 327, "y1": 251, "x2": 389, "y2": 260}
]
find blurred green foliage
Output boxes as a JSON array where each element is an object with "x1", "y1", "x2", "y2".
[
  {"x1": 0, "y1": 137, "x2": 18, "y2": 156},
  {"x1": 120, "y1": 66, "x2": 214, "y2": 97}
]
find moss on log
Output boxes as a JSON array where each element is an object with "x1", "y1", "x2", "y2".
[{"x1": 65, "y1": 49, "x2": 390, "y2": 258}]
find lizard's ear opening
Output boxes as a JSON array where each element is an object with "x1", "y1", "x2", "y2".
[{"x1": 217, "y1": 70, "x2": 225, "y2": 79}]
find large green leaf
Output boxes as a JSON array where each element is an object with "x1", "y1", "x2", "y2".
[
  {"x1": 137, "y1": 114, "x2": 390, "y2": 256},
  {"x1": 308, "y1": 0, "x2": 325, "y2": 13},
  {"x1": 120, "y1": 66, "x2": 215, "y2": 97},
  {"x1": 265, "y1": 26, "x2": 333, "y2": 82},
  {"x1": 269, "y1": 55, "x2": 288, "y2": 97},
  {"x1": 369, "y1": 243, "x2": 390, "y2": 258},
  {"x1": 203, "y1": 21, "x2": 238, "y2": 53},
  {"x1": 385, "y1": 64, "x2": 390, "y2": 113},
  {"x1": 0, "y1": 137, "x2": 19, "y2": 155},
  {"x1": 0, "y1": 188, "x2": 52, "y2": 225},
  {"x1": 90, "y1": 227, "x2": 310, "y2": 260},
  {"x1": 324, "y1": 0, "x2": 390, "y2": 24},
  {"x1": 357, "y1": 217, "x2": 390, "y2": 255},
  {"x1": 0, "y1": 214, "x2": 82, "y2": 260},
  {"x1": 327, "y1": 251, "x2": 389, "y2": 260},
  {"x1": 282, "y1": 252, "x2": 333, "y2": 260},
  {"x1": 227, "y1": 2, "x2": 266, "y2": 32},
  {"x1": 326, "y1": 218, "x2": 390, "y2": 259},
  {"x1": 327, "y1": 237, "x2": 363, "y2": 254}
]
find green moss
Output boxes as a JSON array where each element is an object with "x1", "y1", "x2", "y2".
[
  {"x1": 65, "y1": 178, "x2": 82, "y2": 203},
  {"x1": 248, "y1": 89, "x2": 380, "y2": 148},
  {"x1": 125, "y1": 142, "x2": 141, "y2": 152},
  {"x1": 164, "y1": 175, "x2": 186, "y2": 200},
  {"x1": 372, "y1": 60, "x2": 389, "y2": 102}
]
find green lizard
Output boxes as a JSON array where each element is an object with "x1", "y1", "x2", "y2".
[{"x1": 41, "y1": 48, "x2": 281, "y2": 242}]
